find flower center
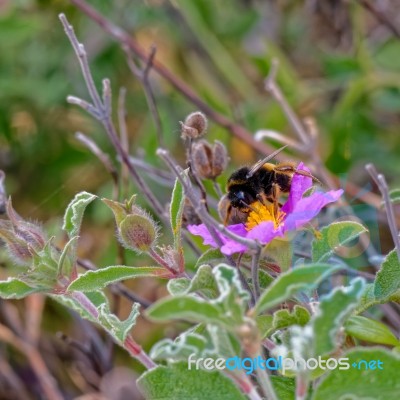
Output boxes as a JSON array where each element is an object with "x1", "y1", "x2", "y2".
[{"x1": 245, "y1": 202, "x2": 285, "y2": 231}]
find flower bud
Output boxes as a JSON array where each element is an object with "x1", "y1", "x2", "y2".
[
  {"x1": 6, "y1": 199, "x2": 46, "y2": 251},
  {"x1": 0, "y1": 221, "x2": 32, "y2": 266},
  {"x1": 102, "y1": 196, "x2": 159, "y2": 253},
  {"x1": 119, "y1": 214, "x2": 158, "y2": 252},
  {"x1": 192, "y1": 140, "x2": 229, "y2": 180},
  {"x1": 180, "y1": 111, "x2": 208, "y2": 140}
]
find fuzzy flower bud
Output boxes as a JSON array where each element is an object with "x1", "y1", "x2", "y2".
[
  {"x1": 180, "y1": 111, "x2": 208, "y2": 140},
  {"x1": 0, "y1": 200, "x2": 47, "y2": 266},
  {"x1": 102, "y1": 196, "x2": 159, "y2": 253},
  {"x1": 191, "y1": 140, "x2": 228, "y2": 180},
  {"x1": 0, "y1": 221, "x2": 32, "y2": 266}
]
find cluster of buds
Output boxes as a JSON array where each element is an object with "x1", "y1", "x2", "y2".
[
  {"x1": 0, "y1": 199, "x2": 46, "y2": 266},
  {"x1": 102, "y1": 195, "x2": 159, "y2": 253},
  {"x1": 180, "y1": 111, "x2": 229, "y2": 180}
]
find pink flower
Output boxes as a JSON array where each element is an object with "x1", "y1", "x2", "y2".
[{"x1": 188, "y1": 163, "x2": 343, "y2": 255}]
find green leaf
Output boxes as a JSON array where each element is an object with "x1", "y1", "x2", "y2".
[
  {"x1": 271, "y1": 305, "x2": 310, "y2": 333},
  {"x1": 353, "y1": 283, "x2": 377, "y2": 314},
  {"x1": 256, "y1": 315, "x2": 273, "y2": 338},
  {"x1": 57, "y1": 236, "x2": 78, "y2": 277},
  {"x1": 266, "y1": 237, "x2": 292, "y2": 272},
  {"x1": 68, "y1": 266, "x2": 169, "y2": 292},
  {"x1": 312, "y1": 348, "x2": 400, "y2": 400},
  {"x1": 150, "y1": 331, "x2": 208, "y2": 361},
  {"x1": 167, "y1": 278, "x2": 191, "y2": 296},
  {"x1": 374, "y1": 249, "x2": 400, "y2": 300},
  {"x1": 389, "y1": 188, "x2": 400, "y2": 205},
  {"x1": 271, "y1": 376, "x2": 295, "y2": 400},
  {"x1": 170, "y1": 177, "x2": 185, "y2": 249},
  {"x1": 255, "y1": 264, "x2": 341, "y2": 314},
  {"x1": 312, "y1": 221, "x2": 367, "y2": 263},
  {"x1": 62, "y1": 192, "x2": 96, "y2": 265},
  {"x1": 98, "y1": 302, "x2": 140, "y2": 343},
  {"x1": 345, "y1": 316, "x2": 400, "y2": 347},
  {"x1": 137, "y1": 362, "x2": 246, "y2": 400},
  {"x1": 63, "y1": 191, "x2": 97, "y2": 239},
  {"x1": 167, "y1": 265, "x2": 219, "y2": 298},
  {"x1": 149, "y1": 264, "x2": 247, "y2": 327},
  {"x1": 146, "y1": 296, "x2": 225, "y2": 325},
  {"x1": 0, "y1": 278, "x2": 39, "y2": 299},
  {"x1": 214, "y1": 264, "x2": 249, "y2": 323},
  {"x1": 207, "y1": 324, "x2": 240, "y2": 359},
  {"x1": 194, "y1": 248, "x2": 225, "y2": 269},
  {"x1": 312, "y1": 278, "x2": 365, "y2": 356}
]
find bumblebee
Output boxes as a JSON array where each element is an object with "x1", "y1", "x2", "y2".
[{"x1": 221, "y1": 146, "x2": 320, "y2": 225}]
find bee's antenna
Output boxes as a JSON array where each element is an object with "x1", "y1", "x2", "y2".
[{"x1": 246, "y1": 145, "x2": 288, "y2": 178}]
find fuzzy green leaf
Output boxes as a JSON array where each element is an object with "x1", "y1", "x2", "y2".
[
  {"x1": 98, "y1": 302, "x2": 140, "y2": 343},
  {"x1": 0, "y1": 278, "x2": 39, "y2": 299},
  {"x1": 271, "y1": 376, "x2": 295, "y2": 400},
  {"x1": 68, "y1": 266, "x2": 169, "y2": 292},
  {"x1": 170, "y1": 177, "x2": 185, "y2": 249},
  {"x1": 167, "y1": 278, "x2": 191, "y2": 296},
  {"x1": 374, "y1": 249, "x2": 400, "y2": 300},
  {"x1": 62, "y1": 192, "x2": 96, "y2": 265},
  {"x1": 345, "y1": 315, "x2": 400, "y2": 347},
  {"x1": 272, "y1": 305, "x2": 310, "y2": 333},
  {"x1": 194, "y1": 248, "x2": 225, "y2": 269},
  {"x1": 150, "y1": 331, "x2": 208, "y2": 361},
  {"x1": 312, "y1": 348, "x2": 400, "y2": 400},
  {"x1": 312, "y1": 221, "x2": 367, "y2": 263},
  {"x1": 63, "y1": 191, "x2": 96, "y2": 239},
  {"x1": 255, "y1": 264, "x2": 340, "y2": 314},
  {"x1": 167, "y1": 265, "x2": 219, "y2": 298},
  {"x1": 312, "y1": 278, "x2": 365, "y2": 356},
  {"x1": 137, "y1": 362, "x2": 246, "y2": 400},
  {"x1": 146, "y1": 296, "x2": 225, "y2": 325}
]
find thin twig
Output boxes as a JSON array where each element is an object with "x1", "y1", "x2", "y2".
[
  {"x1": 60, "y1": 14, "x2": 165, "y2": 217},
  {"x1": 118, "y1": 87, "x2": 130, "y2": 198},
  {"x1": 366, "y1": 164, "x2": 400, "y2": 261},
  {"x1": 124, "y1": 44, "x2": 164, "y2": 147},
  {"x1": 68, "y1": 0, "x2": 278, "y2": 156},
  {"x1": 358, "y1": 0, "x2": 400, "y2": 39}
]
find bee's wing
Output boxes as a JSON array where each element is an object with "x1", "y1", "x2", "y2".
[{"x1": 246, "y1": 145, "x2": 288, "y2": 178}]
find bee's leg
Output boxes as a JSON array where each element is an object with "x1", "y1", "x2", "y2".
[
  {"x1": 224, "y1": 203, "x2": 232, "y2": 226},
  {"x1": 271, "y1": 183, "x2": 280, "y2": 217},
  {"x1": 256, "y1": 192, "x2": 268, "y2": 206},
  {"x1": 294, "y1": 169, "x2": 322, "y2": 185},
  {"x1": 275, "y1": 163, "x2": 321, "y2": 185}
]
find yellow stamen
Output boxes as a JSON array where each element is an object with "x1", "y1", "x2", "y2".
[{"x1": 245, "y1": 202, "x2": 285, "y2": 231}]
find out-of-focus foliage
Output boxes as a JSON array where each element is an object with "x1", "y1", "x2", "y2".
[{"x1": 1, "y1": 0, "x2": 400, "y2": 398}]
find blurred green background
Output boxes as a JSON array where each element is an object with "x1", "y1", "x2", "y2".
[{"x1": 1, "y1": 0, "x2": 400, "y2": 397}]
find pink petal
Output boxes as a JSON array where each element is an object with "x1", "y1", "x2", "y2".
[
  {"x1": 281, "y1": 162, "x2": 313, "y2": 214},
  {"x1": 284, "y1": 189, "x2": 343, "y2": 231}
]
